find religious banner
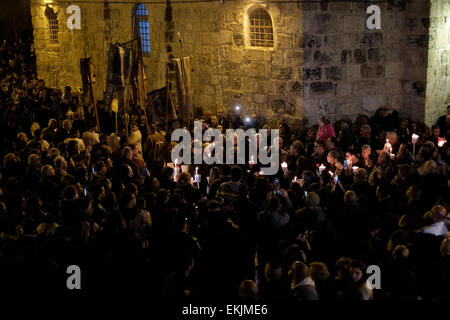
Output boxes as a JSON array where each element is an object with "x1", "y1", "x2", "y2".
[
  {"x1": 80, "y1": 57, "x2": 100, "y2": 132},
  {"x1": 148, "y1": 86, "x2": 178, "y2": 130},
  {"x1": 173, "y1": 56, "x2": 193, "y2": 127}
]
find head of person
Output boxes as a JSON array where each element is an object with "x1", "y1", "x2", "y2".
[
  {"x1": 288, "y1": 261, "x2": 310, "y2": 286},
  {"x1": 238, "y1": 280, "x2": 259, "y2": 301},
  {"x1": 231, "y1": 166, "x2": 243, "y2": 182},
  {"x1": 344, "y1": 190, "x2": 358, "y2": 206},
  {"x1": 290, "y1": 140, "x2": 305, "y2": 157},
  {"x1": 335, "y1": 257, "x2": 352, "y2": 280},
  {"x1": 345, "y1": 147, "x2": 359, "y2": 164},
  {"x1": 318, "y1": 115, "x2": 330, "y2": 127},
  {"x1": 122, "y1": 146, "x2": 133, "y2": 160},
  {"x1": 431, "y1": 124, "x2": 440, "y2": 137},
  {"x1": 41, "y1": 164, "x2": 55, "y2": 177},
  {"x1": 349, "y1": 260, "x2": 367, "y2": 285},
  {"x1": 310, "y1": 262, "x2": 330, "y2": 282},
  {"x1": 440, "y1": 238, "x2": 450, "y2": 257},
  {"x1": 360, "y1": 124, "x2": 371, "y2": 138},
  {"x1": 326, "y1": 149, "x2": 341, "y2": 166},
  {"x1": 265, "y1": 260, "x2": 282, "y2": 282},
  {"x1": 28, "y1": 153, "x2": 41, "y2": 168},
  {"x1": 377, "y1": 151, "x2": 390, "y2": 166},
  {"x1": 314, "y1": 140, "x2": 325, "y2": 156},
  {"x1": 361, "y1": 144, "x2": 371, "y2": 159}
]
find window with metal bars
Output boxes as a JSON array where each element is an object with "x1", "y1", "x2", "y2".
[
  {"x1": 249, "y1": 8, "x2": 273, "y2": 48},
  {"x1": 132, "y1": 4, "x2": 151, "y2": 56},
  {"x1": 48, "y1": 18, "x2": 59, "y2": 44}
]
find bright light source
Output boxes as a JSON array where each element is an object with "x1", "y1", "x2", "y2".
[
  {"x1": 246, "y1": 117, "x2": 250, "y2": 123},
  {"x1": 235, "y1": 106, "x2": 240, "y2": 111}
]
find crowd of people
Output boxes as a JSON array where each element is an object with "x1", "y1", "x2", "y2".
[{"x1": 1, "y1": 37, "x2": 450, "y2": 301}]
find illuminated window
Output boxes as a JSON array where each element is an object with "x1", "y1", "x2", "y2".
[
  {"x1": 249, "y1": 8, "x2": 273, "y2": 48},
  {"x1": 132, "y1": 4, "x2": 151, "y2": 56}
]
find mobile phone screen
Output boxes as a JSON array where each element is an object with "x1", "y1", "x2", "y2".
[{"x1": 333, "y1": 175, "x2": 338, "y2": 184}]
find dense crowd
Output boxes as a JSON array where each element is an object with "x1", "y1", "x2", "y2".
[{"x1": 1, "y1": 37, "x2": 450, "y2": 300}]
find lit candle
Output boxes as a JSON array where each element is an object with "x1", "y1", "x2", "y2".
[
  {"x1": 328, "y1": 171, "x2": 334, "y2": 177},
  {"x1": 293, "y1": 176, "x2": 297, "y2": 183},
  {"x1": 173, "y1": 159, "x2": 178, "y2": 182},
  {"x1": 438, "y1": 137, "x2": 446, "y2": 147},
  {"x1": 384, "y1": 139, "x2": 392, "y2": 152},
  {"x1": 195, "y1": 167, "x2": 199, "y2": 184},
  {"x1": 249, "y1": 155, "x2": 255, "y2": 166},
  {"x1": 319, "y1": 164, "x2": 326, "y2": 174},
  {"x1": 412, "y1": 133, "x2": 419, "y2": 157},
  {"x1": 281, "y1": 162, "x2": 288, "y2": 169},
  {"x1": 352, "y1": 166, "x2": 359, "y2": 173}
]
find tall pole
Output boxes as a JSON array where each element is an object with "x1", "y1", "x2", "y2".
[
  {"x1": 165, "y1": 63, "x2": 170, "y2": 131},
  {"x1": 177, "y1": 32, "x2": 190, "y2": 129},
  {"x1": 87, "y1": 59, "x2": 100, "y2": 134}
]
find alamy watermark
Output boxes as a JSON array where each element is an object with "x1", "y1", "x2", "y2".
[{"x1": 171, "y1": 121, "x2": 280, "y2": 175}]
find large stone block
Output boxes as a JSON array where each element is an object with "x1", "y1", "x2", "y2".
[
  {"x1": 241, "y1": 79, "x2": 259, "y2": 93},
  {"x1": 314, "y1": 51, "x2": 334, "y2": 65},
  {"x1": 229, "y1": 49, "x2": 243, "y2": 64},
  {"x1": 310, "y1": 82, "x2": 334, "y2": 95},
  {"x1": 247, "y1": 62, "x2": 269, "y2": 78},
  {"x1": 361, "y1": 32, "x2": 383, "y2": 47},
  {"x1": 343, "y1": 15, "x2": 365, "y2": 33},
  {"x1": 385, "y1": 62, "x2": 404, "y2": 78},
  {"x1": 253, "y1": 94, "x2": 266, "y2": 104},
  {"x1": 219, "y1": 30, "x2": 233, "y2": 44},
  {"x1": 302, "y1": 34, "x2": 322, "y2": 49},
  {"x1": 313, "y1": 13, "x2": 341, "y2": 34},
  {"x1": 325, "y1": 67, "x2": 344, "y2": 81},
  {"x1": 247, "y1": 50, "x2": 266, "y2": 61},
  {"x1": 303, "y1": 68, "x2": 322, "y2": 81},
  {"x1": 335, "y1": 81, "x2": 353, "y2": 96},
  {"x1": 407, "y1": 34, "x2": 428, "y2": 47},
  {"x1": 354, "y1": 49, "x2": 367, "y2": 64},
  {"x1": 353, "y1": 80, "x2": 378, "y2": 95},
  {"x1": 362, "y1": 95, "x2": 386, "y2": 113},
  {"x1": 360, "y1": 64, "x2": 384, "y2": 78}
]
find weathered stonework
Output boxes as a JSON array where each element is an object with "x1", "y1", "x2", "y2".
[
  {"x1": 425, "y1": 0, "x2": 450, "y2": 125},
  {"x1": 31, "y1": 1, "x2": 303, "y2": 124},
  {"x1": 301, "y1": 1, "x2": 430, "y2": 124},
  {"x1": 29, "y1": 0, "x2": 445, "y2": 126}
]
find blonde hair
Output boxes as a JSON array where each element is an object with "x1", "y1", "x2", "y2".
[{"x1": 310, "y1": 262, "x2": 330, "y2": 281}]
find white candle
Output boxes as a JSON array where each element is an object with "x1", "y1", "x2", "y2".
[
  {"x1": 249, "y1": 155, "x2": 255, "y2": 165},
  {"x1": 319, "y1": 164, "x2": 326, "y2": 174},
  {"x1": 412, "y1": 133, "x2": 419, "y2": 157},
  {"x1": 438, "y1": 138, "x2": 446, "y2": 147},
  {"x1": 281, "y1": 162, "x2": 288, "y2": 169},
  {"x1": 195, "y1": 167, "x2": 199, "y2": 183},
  {"x1": 173, "y1": 159, "x2": 178, "y2": 182},
  {"x1": 352, "y1": 166, "x2": 359, "y2": 173},
  {"x1": 384, "y1": 139, "x2": 392, "y2": 152}
]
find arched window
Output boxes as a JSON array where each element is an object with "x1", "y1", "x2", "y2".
[
  {"x1": 132, "y1": 4, "x2": 151, "y2": 56},
  {"x1": 249, "y1": 7, "x2": 273, "y2": 48}
]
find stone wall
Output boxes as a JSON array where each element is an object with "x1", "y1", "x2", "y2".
[
  {"x1": 31, "y1": 0, "x2": 304, "y2": 125},
  {"x1": 426, "y1": 0, "x2": 450, "y2": 126},
  {"x1": 31, "y1": 0, "x2": 440, "y2": 126},
  {"x1": 301, "y1": 0, "x2": 429, "y2": 125}
]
